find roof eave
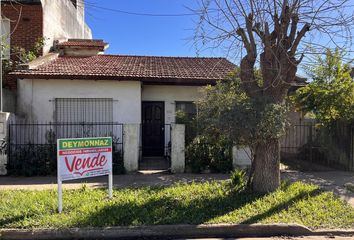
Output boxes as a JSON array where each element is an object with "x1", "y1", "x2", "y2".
[
  {"x1": 11, "y1": 73, "x2": 218, "y2": 86},
  {"x1": 57, "y1": 46, "x2": 106, "y2": 51}
]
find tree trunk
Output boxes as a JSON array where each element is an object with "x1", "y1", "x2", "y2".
[{"x1": 251, "y1": 138, "x2": 280, "y2": 193}]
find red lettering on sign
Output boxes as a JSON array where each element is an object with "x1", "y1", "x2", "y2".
[{"x1": 64, "y1": 153, "x2": 108, "y2": 175}]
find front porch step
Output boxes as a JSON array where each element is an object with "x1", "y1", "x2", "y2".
[
  {"x1": 139, "y1": 157, "x2": 170, "y2": 171},
  {"x1": 138, "y1": 170, "x2": 170, "y2": 175}
]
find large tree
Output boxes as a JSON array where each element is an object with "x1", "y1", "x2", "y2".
[{"x1": 194, "y1": 0, "x2": 353, "y2": 192}]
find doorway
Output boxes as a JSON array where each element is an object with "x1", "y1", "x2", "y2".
[{"x1": 141, "y1": 101, "x2": 165, "y2": 157}]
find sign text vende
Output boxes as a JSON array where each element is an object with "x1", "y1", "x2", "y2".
[{"x1": 58, "y1": 137, "x2": 112, "y2": 181}]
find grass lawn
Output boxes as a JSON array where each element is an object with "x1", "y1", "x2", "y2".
[{"x1": 0, "y1": 181, "x2": 353, "y2": 229}]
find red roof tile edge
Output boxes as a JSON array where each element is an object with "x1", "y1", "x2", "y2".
[
  {"x1": 57, "y1": 39, "x2": 108, "y2": 50},
  {"x1": 11, "y1": 73, "x2": 219, "y2": 85}
]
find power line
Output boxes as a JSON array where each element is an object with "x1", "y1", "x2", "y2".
[{"x1": 83, "y1": 1, "x2": 204, "y2": 17}]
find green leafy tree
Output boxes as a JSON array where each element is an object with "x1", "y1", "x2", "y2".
[
  {"x1": 197, "y1": 71, "x2": 289, "y2": 188},
  {"x1": 1, "y1": 38, "x2": 45, "y2": 87},
  {"x1": 292, "y1": 49, "x2": 354, "y2": 125}
]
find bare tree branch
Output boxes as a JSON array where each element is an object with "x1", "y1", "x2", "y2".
[{"x1": 193, "y1": 0, "x2": 353, "y2": 101}]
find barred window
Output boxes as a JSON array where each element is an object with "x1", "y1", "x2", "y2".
[
  {"x1": 55, "y1": 98, "x2": 113, "y2": 123},
  {"x1": 175, "y1": 101, "x2": 197, "y2": 120}
]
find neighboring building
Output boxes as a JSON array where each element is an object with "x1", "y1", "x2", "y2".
[
  {"x1": 1, "y1": 0, "x2": 91, "y2": 56},
  {"x1": 1, "y1": 0, "x2": 92, "y2": 92}
]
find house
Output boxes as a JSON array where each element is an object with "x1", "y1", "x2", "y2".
[
  {"x1": 13, "y1": 40, "x2": 235, "y2": 124},
  {"x1": 12, "y1": 39, "x2": 235, "y2": 126},
  {"x1": 6, "y1": 39, "x2": 236, "y2": 173}
]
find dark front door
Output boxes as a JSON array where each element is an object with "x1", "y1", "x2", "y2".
[{"x1": 142, "y1": 102, "x2": 165, "y2": 156}]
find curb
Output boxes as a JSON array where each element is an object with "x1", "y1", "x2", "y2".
[{"x1": 0, "y1": 224, "x2": 353, "y2": 239}]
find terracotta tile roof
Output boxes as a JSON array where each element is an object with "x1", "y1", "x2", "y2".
[
  {"x1": 57, "y1": 39, "x2": 107, "y2": 50},
  {"x1": 13, "y1": 55, "x2": 236, "y2": 85}
]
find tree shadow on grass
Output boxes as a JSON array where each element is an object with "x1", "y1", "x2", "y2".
[
  {"x1": 0, "y1": 214, "x2": 34, "y2": 227},
  {"x1": 241, "y1": 188, "x2": 322, "y2": 224},
  {"x1": 76, "y1": 188, "x2": 262, "y2": 227},
  {"x1": 75, "y1": 185, "x2": 322, "y2": 227}
]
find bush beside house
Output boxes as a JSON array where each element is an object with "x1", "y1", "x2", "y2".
[{"x1": 176, "y1": 110, "x2": 233, "y2": 173}]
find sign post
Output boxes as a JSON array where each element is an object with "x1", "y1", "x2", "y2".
[{"x1": 57, "y1": 137, "x2": 113, "y2": 213}]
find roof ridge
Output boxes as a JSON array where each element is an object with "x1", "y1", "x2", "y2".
[
  {"x1": 67, "y1": 39, "x2": 105, "y2": 42},
  {"x1": 98, "y1": 54, "x2": 228, "y2": 59}
]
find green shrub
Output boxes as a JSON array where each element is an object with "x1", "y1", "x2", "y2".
[
  {"x1": 186, "y1": 135, "x2": 233, "y2": 173},
  {"x1": 176, "y1": 110, "x2": 233, "y2": 173},
  {"x1": 7, "y1": 144, "x2": 57, "y2": 176},
  {"x1": 208, "y1": 137, "x2": 233, "y2": 173},
  {"x1": 230, "y1": 169, "x2": 247, "y2": 191},
  {"x1": 175, "y1": 110, "x2": 198, "y2": 145},
  {"x1": 110, "y1": 136, "x2": 126, "y2": 175},
  {"x1": 112, "y1": 149, "x2": 125, "y2": 175},
  {"x1": 185, "y1": 136, "x2": 210, "y2": 173}
]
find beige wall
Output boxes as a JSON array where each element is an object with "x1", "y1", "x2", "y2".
[
  {"x1": 17, "y1": 81, "x2": 203, "y2": 124},
  {"x1": 41, "y1": 0, "x2": 92, "y2": 54},
  {"x1": 17, "y1": 79, "x2": 141, "y2": 124},
  {"x1": 141, "y1": 85, "x2": 202, "y2": 124}
]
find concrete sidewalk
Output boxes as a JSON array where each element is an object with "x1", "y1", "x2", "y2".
[
  {"x1": 0, "y1": 173, "x2": 230, "y2": 190},
  {"x1": 283, "y1": 170, "x2": 354, "y2": 207}
]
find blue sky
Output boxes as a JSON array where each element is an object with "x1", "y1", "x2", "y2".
[
  {"x1": 85, "y1": 0, "x2": 206, "y2": 57},
  {"x1": 84, "y1": 0, "x2": 353, "y2": 70}
]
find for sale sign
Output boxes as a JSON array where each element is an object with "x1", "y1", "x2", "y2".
[
  {"x1": 58, "y1": 137, "x2": 112, "y2": 181},
  {"x1": 57, "y1": 137, "x2": 113, "y2": 213}
]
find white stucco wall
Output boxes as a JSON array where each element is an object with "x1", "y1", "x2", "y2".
[
  {"x1": 141, "y1": 85, "x2": 202, "y2": 124},
  {"x1": 41, "y1": 0, "x2": 92, "y2": 54},
  {"x1": 17, "y1": 81, "x2": 203, "y2": 124},
  {"x1": 123, "y1": 124, "x2": 140, "y2": 172},
  {"x1": 171, "y1": 124, "x2": 185, "y2": 173},
  {"x1": 0, "y1": 112, "x2": 12, "y2": 175},
  {"x1": 232, "y1": 146, "x2": 252, "y2": 168},
  {"x1": 17, "y1": 79, "x2": 141, "y2": 124}
]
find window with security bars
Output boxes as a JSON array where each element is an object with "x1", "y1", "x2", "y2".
[
  {"x1": 55, "y1": 98, "x2": 113, "y2": 123},
  {"x1": 175, "y1": 101, "x2": 197, "y2": 120}
]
